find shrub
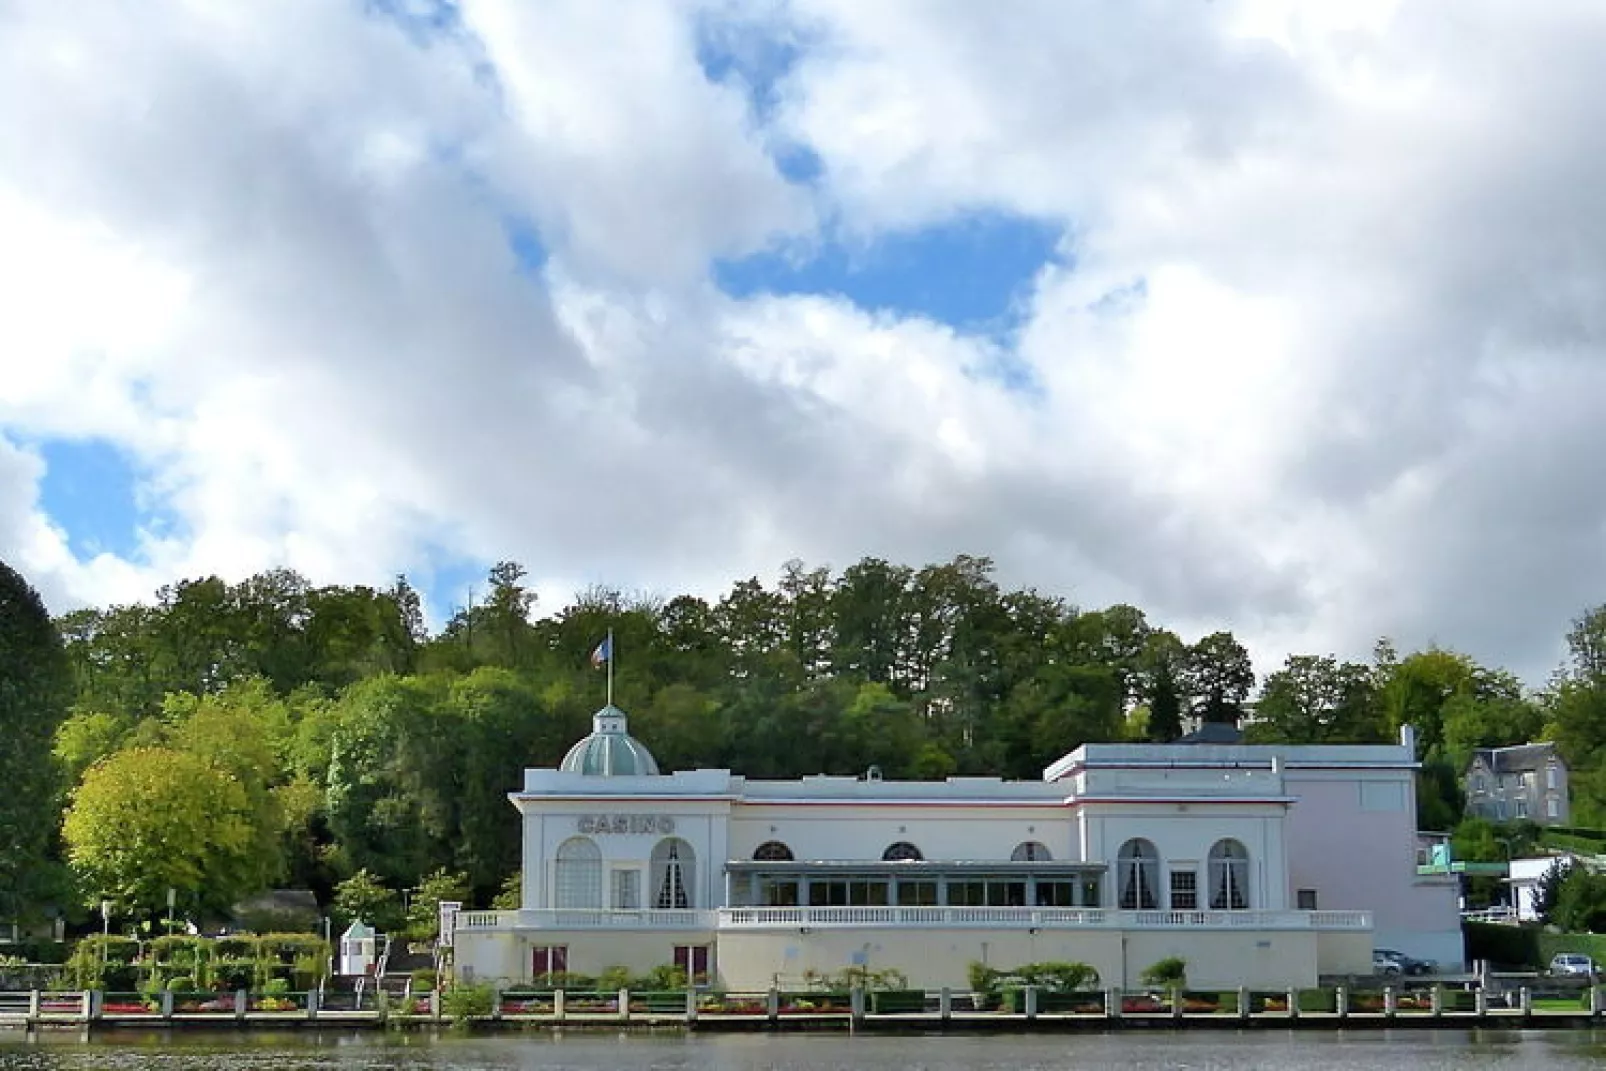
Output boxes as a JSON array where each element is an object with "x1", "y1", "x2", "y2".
[
  {"x1": 263, "y1": 978, "x2": 290, "y2": 996},
  {"x1": 1017, "y1": 961, "x2": 1099, "y2": 992},
  {"x1": 636, "y1": 964, "x2": 687, "y2": 991},
  {"x1": 441, "y1": 982, "x2": 496, "y2": 1022},
  {"x1": 967, "y1": 961, "x2": 1000, "y2": 994},
  {"x1": 1140, "y1": 957, "x2": 1187, "y2": 988},
  {"x1": 1465, "y1": 921, "x2": 1540, "y2": 969},
  {"x1": 166, "y1": 976, "x2": 196, "y2": 993},
  {"x1": 596, "y1": 965, "x2": 632, "y2": 992},
  {"x1": 411, "y1": 967, "x2": 438, "y2": 991}
]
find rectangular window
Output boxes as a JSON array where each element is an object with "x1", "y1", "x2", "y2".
[
  {"x1": 1296, "y1": 889, "x2": 1319, "y2": 910},
  {"x1": 1515, "y1": 797, "x2": 1528, "y2": 819},
  {"x1": 807, "y1": 881, "x2": 847, "y2": 906},
  {"x1": 896, "y1": 881, "x2": 939, "y2": 906},
  {"x1": 1548, "y1": 765, "x2": 1558, "y2": 790},
  {"x1": 1169, "y1": 870, "x2": 1198, "y2": 911},
  {"x1": 532, "y1": 945, "x2": 568, "y2": 979},
  {"x1": 611, "y1": 868, "x2": 642, "y2": 910},
  {"x1": 1034, "y1": 881, "x2": 1075, "y2": 907},
  {"x1": 672, "y1": 944, "x2": 711, "y2": 984},
  {"x1": 759, "y1": 878, "x2": 799, "y2": 906},
  {"x1": 986, "y1": 881, "x2": 1027, "y2": 907},
  {"x1": 945, "y1": 881, "x2": 986, "y2": 906},
  {"x1": 1547, "y1": 798, "x2": 1560, "y2": 818},
  {"x1": 848, "y1": 879, "x2": 890, "y2": 906}
]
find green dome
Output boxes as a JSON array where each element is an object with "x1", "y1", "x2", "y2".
[{"x1": 560, "y1": 704, "x2": 660, "y2": 776}]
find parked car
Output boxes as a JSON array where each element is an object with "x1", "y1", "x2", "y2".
[
  {"x1": 1372, "y1": 951, "x2": 1402, "y2": 976},
  {"x1": 1549, "y1": 953, "x2": 1595, "y2": 977},
  {"x1": 1375, "y1": 948, "x2": 1435, "y2": 976}
]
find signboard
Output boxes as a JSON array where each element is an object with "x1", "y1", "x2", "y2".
[{"x1": 578, "y1": 814, "x2": 677, "y2": 835}]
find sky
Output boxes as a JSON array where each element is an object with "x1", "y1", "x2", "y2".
[{"x1": 4, "y1": 0, "x2": 1606, "y2": 685}]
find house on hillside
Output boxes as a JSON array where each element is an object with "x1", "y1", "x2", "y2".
[{"x1": 1464, "y1": 743, "x2": 1569, "y2": 825}]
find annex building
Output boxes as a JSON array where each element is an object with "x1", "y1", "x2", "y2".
[{"x1": 452, "y1": 704, "x2": 1462, "y2": 991}]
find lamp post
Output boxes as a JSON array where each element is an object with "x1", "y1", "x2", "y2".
[
  {"x1": 166, "y1": 887, "x2": 176, "y2": 935},
  {"x1": 99, "y1": 899, "x2": 112, "y2": 978}
]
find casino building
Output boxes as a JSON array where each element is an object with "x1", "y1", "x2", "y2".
[{"x1": 452, "y1": 703, "x2": 1462, "y2": 991}]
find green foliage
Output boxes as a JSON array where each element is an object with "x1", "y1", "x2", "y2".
[
  {"x1": 332, "y1": 868, "x2": 401, "y2": 932},
  {"x1": 967, "y1": 961, "x2": 999, "y2": 994},
  {"x1": 441, "y1": 981, "x2": 496, "y2": 1022},
  {"x1": 490, "y1": 872, "x2": 521, "y2": 910},
  {"x1": 1551, "y1": 866, "x2": 1606, "y2": 933},
  {"x1": 1464, "y1": 921, "x2": 1540, "y2": 968},
  {"x1": 0, "y1": 559, "x2": 72, "y2": 919},
  {"x1": 411, "y1": 967, "x2": 438, "y2": 991},
  {"x1": 596, "y1": 964, "x2": 633, "y2": 992},
  {"x1": 1014, "y1": 961, "x2": 1099, "y2": 992},
  {"x1": 406, "y1": 868, "x2": 469, "y2": 940},
  {"x1": 62, "y1": 747, "x2": 260, "y2": 916},
  {"x1": 636, "y1": 964, "x2": 688, "y2": 991},
  {"x1": 39, "y1": 555, "x2": 1606, "y2": 905},
  {"x1": 165, "y1": 975, "x2": 196, "y2": 992},
  {"x1": 1139, "y1": 957, "x2": 1187, "y2": 988},
  {"x1": 1249, "y1": 655, "x2": 1386, "y2": 744}
]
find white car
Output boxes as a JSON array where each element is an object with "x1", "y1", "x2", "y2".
[
  {"x1": 1372, "y1": 951, "x2": 1402, "y2": 976},
  {"x1": 1550, "y1": 953, "x2": 1595, "y2": 977}
]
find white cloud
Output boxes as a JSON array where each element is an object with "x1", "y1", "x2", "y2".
[{"x1": 3, "y1": 0, "x2": 1606, "y2": 684}]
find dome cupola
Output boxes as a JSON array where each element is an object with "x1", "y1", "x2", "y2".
[{"x1": 559, "y1": 704, "x2": 660, "y2": 777}]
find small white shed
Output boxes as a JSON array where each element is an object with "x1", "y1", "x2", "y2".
[{"x1": 338, "y1": 921, "x2": 378, "y2": 976}]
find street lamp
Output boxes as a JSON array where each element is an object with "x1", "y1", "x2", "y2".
[
  {"x1": 166, "y1": 888, "x2": 176, "y2": 935},
  {"x1": 99, "y1": 899, "x2": 113, "y2": 978}
]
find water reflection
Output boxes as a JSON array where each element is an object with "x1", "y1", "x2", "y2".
[{"x1": 1, "y1": 1030, "x2": 1605, "y2": 1070}]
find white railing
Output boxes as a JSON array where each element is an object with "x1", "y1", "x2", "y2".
[
  {"x1": 716, "y1": 906, "x2": 1371, "y2": 931},
  {"x1": 457, "y1": 909, "x2": 716, "y2": 931},
  {"x1": 456, "y1": 906, "x2": 1371, "y2": 933}
]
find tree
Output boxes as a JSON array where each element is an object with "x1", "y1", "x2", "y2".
[
  {"x1": 62, "y1": 747, "x2": 258, "y2": 916},
  {"x1": 406, "y1": 868, "x2": 470, "y2": 939},
  {"x1": 0, "y1": 559, "x2": 72, "y2": 920},
  {"x1": 332, "y1": 868, "x2": 402, "y2": 932},
  {"x1": 1251, "y1": 655, "x2": 1383, "y2": 744},
  {"x1": 1183, "y1": 631, "x2": 1255, "y2": 726},
  {"x1": 1145, "y1": 658, "x2": 1183, "y2": 743}
]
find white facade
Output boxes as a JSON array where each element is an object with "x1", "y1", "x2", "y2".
[{"x1": 454, "y1": 710, "x2": 1460, "y2": 990}]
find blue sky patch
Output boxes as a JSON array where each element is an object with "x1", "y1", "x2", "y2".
[
  {"x1": 503, "y1": 215, "x2": 548, "y2": 275},
  {"x1": 36, "y1": 438, "x2": 150, "y2": 560},
  {"x1": 716, "y1": 211, "x2": 1064, "y2": 335}
]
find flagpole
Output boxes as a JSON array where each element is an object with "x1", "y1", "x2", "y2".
[{"x1": 606, "y1": 628, "x2": 614, "y2": 708}]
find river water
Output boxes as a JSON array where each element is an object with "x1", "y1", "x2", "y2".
[{"x1": 1, "y1": 1030, "x2": 1605, "y2": 1070}]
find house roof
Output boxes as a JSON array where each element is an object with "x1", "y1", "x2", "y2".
[
  {"x1": 1471, "y1": 742, "x2": 1560, "y2": 774},
  {"x1": 1177, "y1": 722, "x2": 1245, "y2": 745}
]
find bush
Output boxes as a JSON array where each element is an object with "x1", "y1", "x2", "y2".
[
  {"x1": 636, "y1": 964, "x2": 687, "y2": 991},
  {"x1": 441, "y1": 982, "x2": 496, "y2": 1022},
  {"x1": 1017, "y1": 961, "x2": 1099, "y2": 992},
  {"x1": 1140, "y1": 957, "x2": 1187, "y2": 988},
  {"x1": 166, "y1": 976, "x2": 196, "y2": 993},
  {"x1": 411, "y1": 967, "x2": 438, "y2": 991},
  {"x1": 597, "y1": 965, "x2": 632, "y2": 992},
  {"x1": 263, "y1": 978, "x2": 290, "y2": 996},
  {"x1": 1465, "y1": 921, "x2": 1540, "y2": 968},
  {"x1": 967, "y1": 961, "x2": 999, "y2": 994}
]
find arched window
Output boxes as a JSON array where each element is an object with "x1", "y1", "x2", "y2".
[
  {"x1": 652, "y1": 837, "x2": 697, "y2": 909},
  {"x1": 554, "y1": 837, "x2": 602, "y2": 909},
  {"x1": 1117, "y1": 838, "x2": 1160, "y2": 910},
  {"x1": 754, "y1": 840, "x2": 794, "y2": 861},
  {"x1": 1208, "y1": 839, "x2": 1249, "y2": 909},
  {"x1": 882, "y1": 841, "x2": 924, "y2": 861},
  {"x1": 1011, "y1": 841, "x2": 1052, "y2": 862}
]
